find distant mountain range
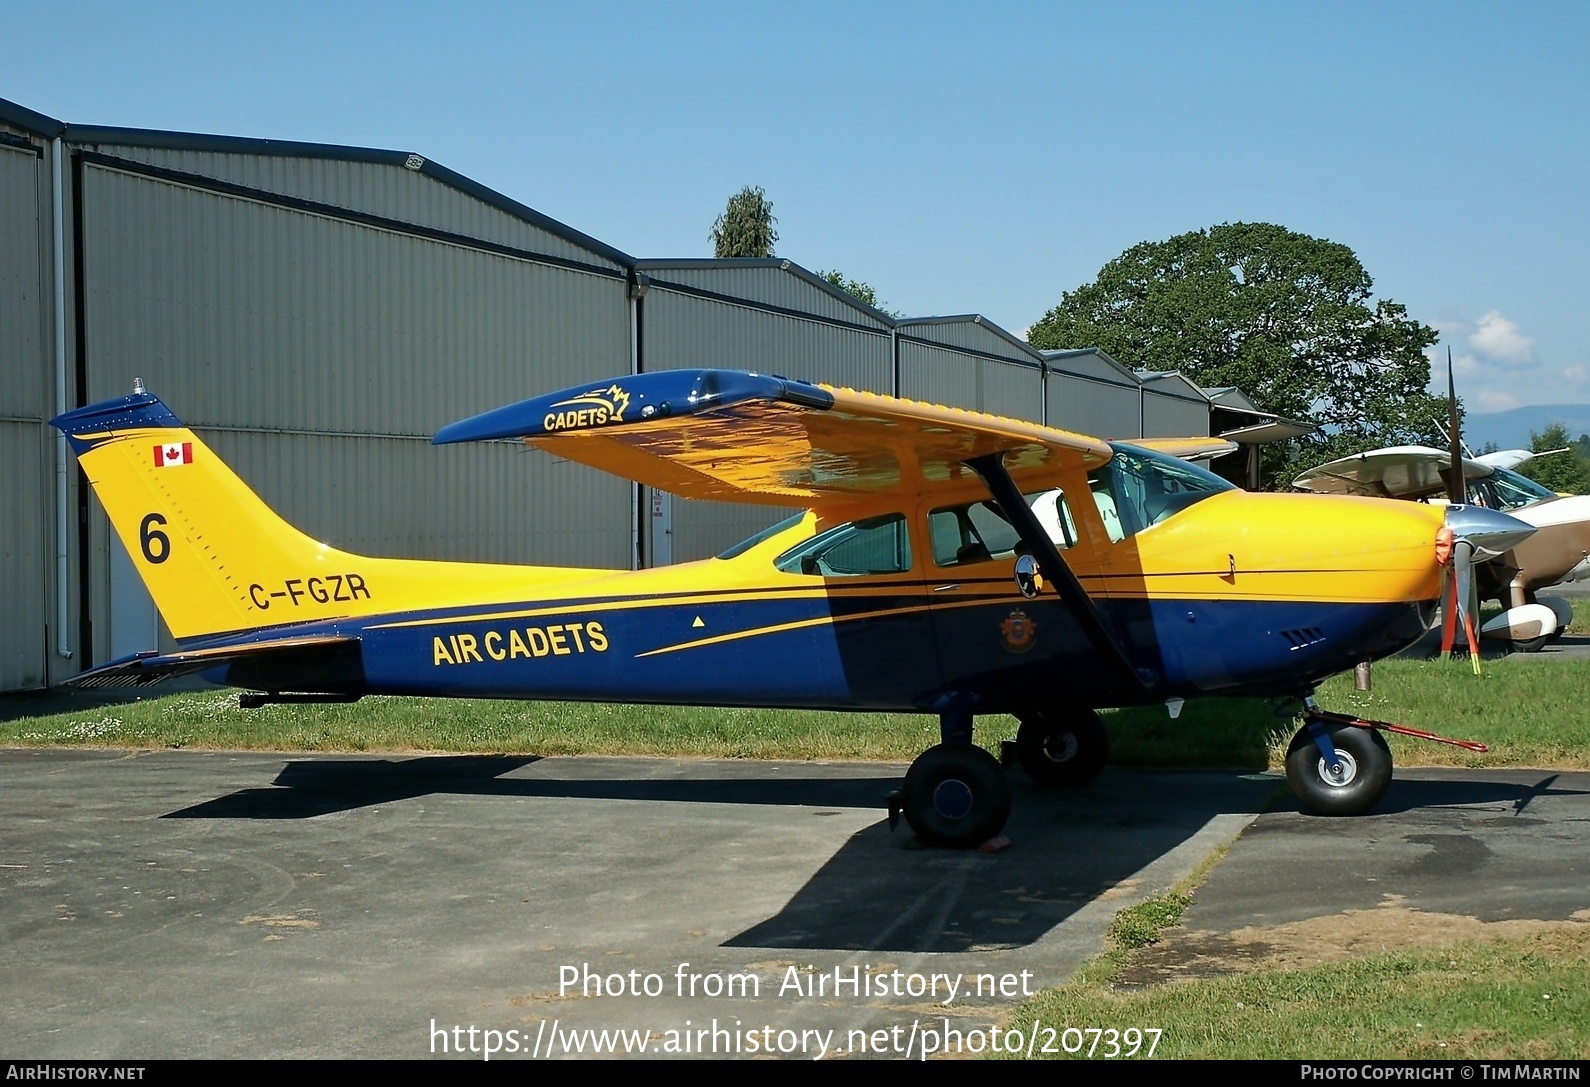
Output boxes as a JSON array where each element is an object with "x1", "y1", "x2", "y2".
[{"x1": 1464, "y1": 404, "x2": 1590, "y2": 451}]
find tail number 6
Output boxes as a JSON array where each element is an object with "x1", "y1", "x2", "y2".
[{"x1": 140, "y1": 513, "x2": 170, "y2": 564}]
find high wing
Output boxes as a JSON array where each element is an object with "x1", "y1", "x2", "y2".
[
  {"x1": 1292, "y1": 444, "x2": 1496, "y2": 498},
  {"x1": 433, "y1": 369, "x2": 1111, "y2": 504}
]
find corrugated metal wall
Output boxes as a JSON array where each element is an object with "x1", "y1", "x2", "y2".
[
  {"x1": 640, "y1": 268, "x2": 893, "y2": 563},
  {"x1": 1045, "y1": 352, "x2": 1145, "y2": 440},
  {"x1": 74, "y1": 155, "x2": 633, "y2": 665},
  {"x1": 897, "y1": 317, "x2": 1043, "y2": 422},
  {"x1": 1141, "y1": 376, "x2": 1211, "y2": 437},
  {"x1": 899, "y1": 340, "x2": 978, "y2": 409},
  {"x1": 0, "y1": 141, "x2": 48, "y2": 689},
  {"x1": 87, "y1": 145, "x2": 626, "y2": 274}
]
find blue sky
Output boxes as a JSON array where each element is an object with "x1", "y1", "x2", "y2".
[{"x1": 7, "y1": 2, "x2": 1587, "y2": 411}]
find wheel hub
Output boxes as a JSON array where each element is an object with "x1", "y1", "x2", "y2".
[
  {"x1": 1043, "y1": 730, "x2": 1079, "y2": 764},
  {"x1": 932, "y1": 778, "x2": 974, "y2": 820},
  {"x1": 1316, "y1": 750, "x2": 1359, "y2": 787}
]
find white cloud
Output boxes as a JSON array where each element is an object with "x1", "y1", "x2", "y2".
[
  {"x1": 1469, "y1": 310, "x2": 1536, "y2": 367},
  {"x1": 1449, "y1": 352, "x2": 1482, "y2": 379},
  {"x1": 1474, "y1": 389, "x2": 1519, "y2": 412}
]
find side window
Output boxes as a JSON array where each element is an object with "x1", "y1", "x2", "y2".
[
  {"x1": 774, "y1": 514, "x2": 914, "y2": 576},
  {"x1": 928, "y1": 489, "x2": 1077, "y2": 568}
]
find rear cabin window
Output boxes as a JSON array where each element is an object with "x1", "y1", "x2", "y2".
[
  {"x1": 773, "y1": 514, "x2": 914, "y2": 576},
  {"x1": 928, "y1": 489, "x2": 1077, "y2": 567}
]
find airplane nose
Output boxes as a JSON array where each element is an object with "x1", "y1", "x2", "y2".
[{"x1": 1444, "y1": 504, "x2": 1536, "y2": 560}]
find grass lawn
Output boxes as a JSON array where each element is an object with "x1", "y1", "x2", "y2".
[{"x1": 1004, "y1": 922, "x2": 1590, "y2": 1059}]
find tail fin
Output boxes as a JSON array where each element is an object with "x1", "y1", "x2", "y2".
[{"x1": 53, "y1": 391, "x2": 358, "y2": 641}]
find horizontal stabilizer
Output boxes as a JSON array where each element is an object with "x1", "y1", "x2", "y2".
[{"x1": 65, "y1": 635, "x2": 360, "y2": 689}]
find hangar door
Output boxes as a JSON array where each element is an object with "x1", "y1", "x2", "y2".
[{"x1": 0, "y1": 140, "x2": 48, "y2": 690}]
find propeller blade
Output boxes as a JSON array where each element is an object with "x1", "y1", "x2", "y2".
[
  {"x1": 1452, "y1": 538, "x2": 1481, "y2": 673},
  {"x1": 1448, "y1": 347, "x2": 1464, "y2": 502},
  {"x1": 1439, "y1": 560, "x2": 1459, "y2": 660}
]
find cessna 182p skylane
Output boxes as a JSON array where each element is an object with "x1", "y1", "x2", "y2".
[{"x1": 54, "y1": 369, "x2": 1536, "y2": 847}]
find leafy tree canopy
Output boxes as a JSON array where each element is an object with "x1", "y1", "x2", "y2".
[
  {"x1": 1026, "y1": 222, "x2": 1448, "y2": 487},
  {"x1": 710, "y1": 185, "x2": 778, "y2": 258},
  {"x1": 817, "y1": 269, "x2": 900, "y2": 316},
  {"x1": 1517, "y1": 422, "x2": 1590, "y2": 494}
]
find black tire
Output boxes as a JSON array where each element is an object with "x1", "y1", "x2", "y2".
[
  {"x1": 900, "y1": 744, "x2": 1011, "y2": 848},
  {"x1": 1284, "y1": 722, "x2": 1392, "y2": 816},
  {"x1": 1015, "y1": 707, "x2": 1109, "y2": 788},
  {"x1": 1514, "y1": 634, "x2": 1551, "y2": 653}
]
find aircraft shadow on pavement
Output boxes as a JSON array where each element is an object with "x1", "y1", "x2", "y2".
[
  {"x1": 727, "y1": 775, "x2": 1278, "y2": 953},
  {"x1": 162, "y1": 754, "x2": 903, "y2": 820},
  {"x1": 161, "y1": 757, "x2": 1279, "y2": 953}
]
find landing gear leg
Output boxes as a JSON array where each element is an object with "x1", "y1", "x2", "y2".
[{"x1": 888, "y1": 696, "x2": 1011, "y2": 848}]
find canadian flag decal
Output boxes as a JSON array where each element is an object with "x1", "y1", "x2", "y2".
[{"x1": 153, "y1": 442, "x2": 194, "y2": 467}]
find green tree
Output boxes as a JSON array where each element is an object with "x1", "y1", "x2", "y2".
[
  {"x1": 1026, "y1": 222, "x2": 1448, "y2": 487},
  {"x1": 710, "y1": 185, "x2": 778, "y2": 258},
  {"x1": 817, "y1": 269, "x2": 899, "y2": 316},
  {"x1": 1518, "y1": 422, "x2": 1590, "y2": 494}
]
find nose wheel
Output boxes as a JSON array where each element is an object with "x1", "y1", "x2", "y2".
[
  {"x1": 1284, "y1": 716, "x2": 1392, "y2": 815},
  {"x1": 893, "y1": 744, "x2": 1011, "y2": 848}
]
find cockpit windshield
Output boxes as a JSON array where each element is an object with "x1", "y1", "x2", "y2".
[
  {"x1": 1473, "y1": 467, "x2": 1556, "y2": 511},
  {"x1": 1088, "y1": 443, "x2": 1236, "y2": 542}
]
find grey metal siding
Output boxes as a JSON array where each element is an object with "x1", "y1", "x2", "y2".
[
  {"x1": 981, "y1": 360, "x2": 1043, "y2": 423},
  {"x1": 77, "y1": 160, "x2": 632, "y2": 568},
  {"x1": 668, "y1": 500, "x2": 785, "y2": 566},
  {"x1": 0, "y1": 422, "x2": 47, "y2": 690},
  {"x1": 0, "y1": 143, "x2": 44, "y2": 418},
  {"x1": 1142, "y1": 393, "x2": 1210, "y2": 438},
  {"x1": 641, "y1": 264, "x2": 890, "y2": 330},
  {"x1": 0, "y1": 143, "x2": 48, "y2": 690},
  {"x1": 1046, "y1": 373, "x2": 1141, "y2": 439},
  {"x1": 79, "y1": 162, "x2": 630, "y2": 429},
  {"x1": 198, "y1": 430, "x2": 629, "y2": 568},
  {"x1": 896, "y1": 317, "x2": 1037, "y2": 364},
  {"x1": 85, "y1": 146, "x2": 626, "y2": 273},
  {"x1": 642, "y1": 286, "x2": 891, "y2": 390},
  {"x1": 899, "y1": 341, "x2": 978, "y2": 409}
]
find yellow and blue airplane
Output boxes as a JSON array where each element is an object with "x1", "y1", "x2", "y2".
[{"x1": 53, "y1": 369, "x2": 1536, "y2": 846}]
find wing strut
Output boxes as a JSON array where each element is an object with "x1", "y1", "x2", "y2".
[{"x1": 965, "y1": 454, "x2": 1158, "y2": 693}]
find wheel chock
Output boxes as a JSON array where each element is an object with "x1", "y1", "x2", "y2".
[{"x1": 885, "y1": 790, "x2": 904, "y2": 831}]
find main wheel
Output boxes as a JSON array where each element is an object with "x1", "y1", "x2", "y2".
[
  {"x1": 1284, "y1": 721, "x2": 1392, "y2": 816},
  {"x1": 1015, "y1": 707, "x2": 1109, "y2": 788},
  {"x1": 900, "y1": 744, "x2": 1011, "y2": 848}
]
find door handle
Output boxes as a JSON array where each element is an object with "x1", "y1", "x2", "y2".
[{"x1": 934, "y1": 583, "x2": 961, "y2": 593}]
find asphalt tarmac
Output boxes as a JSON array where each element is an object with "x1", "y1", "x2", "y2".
[{"x1": 2, "y1": 749, "x2": 1586, "y2": 1059}]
